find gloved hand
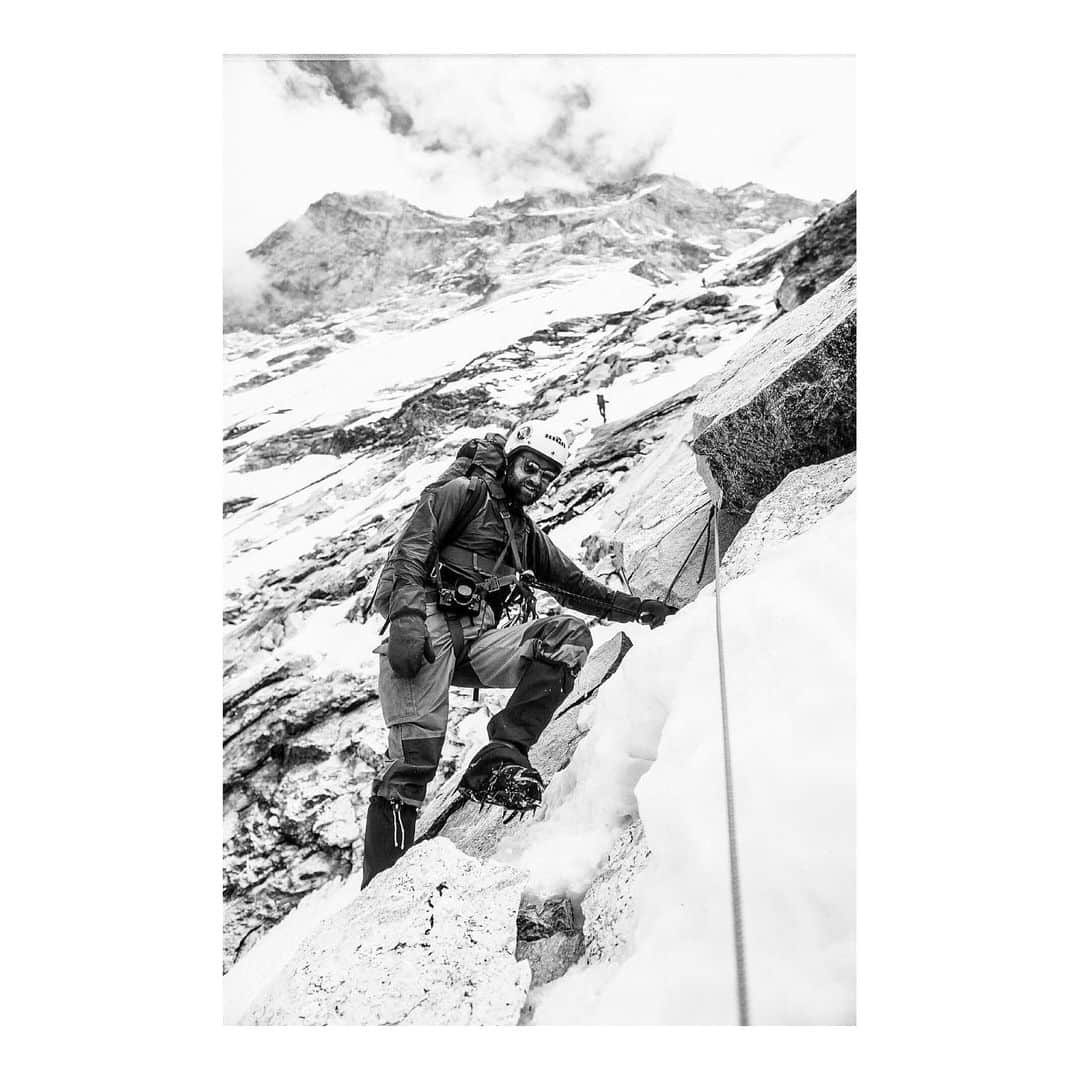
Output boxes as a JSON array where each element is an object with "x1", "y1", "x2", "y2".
[
  {"x1": 637, "y1": 599, "x2": 674, "y2": 629},
  {"x1": 387, "y1": 613, "x2": 436, "y2": 678}
]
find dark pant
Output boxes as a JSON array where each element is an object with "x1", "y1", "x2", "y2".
[
  {"x1": 360, "y1": 608, "x2": 592, "y2": 886},
  {"x1": 373, "y1": 607, "x2": 592, "y2": 806},
  {"x1": 361, "y1": 795, "x2": 417, "y2": 887}
]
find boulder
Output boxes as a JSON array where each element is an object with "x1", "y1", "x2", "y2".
[
  {"x1": 718, "y1": 452, "x2": 856, "y2": 588},
  {"x1": 692, "y1": 265, "x2": 856, "y2": 514},
  {"x1": 596, "y1": 413, "x2": 749, "y2": 607},
  {"x1": 515, "y1": 896, "x2": 584, "y2": 988},
  {"x1": 242, "y1": 839, "x2": 531, "y2": 1025}
]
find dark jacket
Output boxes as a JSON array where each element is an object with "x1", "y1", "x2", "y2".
[{"x1": 374, "y1": 476, "x2": 642, "y2": 624}]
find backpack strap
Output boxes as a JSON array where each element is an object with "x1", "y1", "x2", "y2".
[
  {"x1": 490, "y1": 497, "x2": 538, "y2": 621},
  {"x1": 489, "y1": 496, "x2": 525, "y2": 574}
]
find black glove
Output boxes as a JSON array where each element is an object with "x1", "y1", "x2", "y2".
[
  {"x1": 387, "y1": 613, "x2": 436, "y2": 678},
  {"x1": 637, "y1": 599, "x2": 674, "y2": 629}
]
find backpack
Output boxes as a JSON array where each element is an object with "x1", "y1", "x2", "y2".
[
  {"x1": 364, "y1": 432, "x2": 508, "y2": 622},
  {"x1": 421, "y1": 431, "x2": 507, "y2": 505}
]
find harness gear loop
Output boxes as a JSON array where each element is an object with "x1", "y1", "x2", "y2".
[{"x1": 710, "y1": 499, "x2": 750, "y2": 1026}]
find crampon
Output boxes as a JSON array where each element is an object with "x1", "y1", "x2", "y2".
[{"x1": 460, "y1": 763, "x2": 545, "y2": 823}]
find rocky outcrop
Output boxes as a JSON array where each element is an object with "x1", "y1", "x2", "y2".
[
  {"x1": 222, "y1": 660, "x2": 382, "y2": 971},
  {"x1": 242, "y1": 839, "x2": 531, "y2": 1025},
  {"x1": 575, "y1": 407, "x2": 749, "y2": 608},
  {"x1": 776, "y1": 193, "x2": 856, "y2": 311},
  {"x1": 516, "y1": 896, "x2": 584, "y2": 990},
  {"x1": 692, "y1": 265, "x2": 856, "y2": 514},
  {"x1": 721, "y1": 191, "x2": 856, "y2": 312},
  {"x1": 718, "y1": 452, "x2": 856, "y2": 588}
]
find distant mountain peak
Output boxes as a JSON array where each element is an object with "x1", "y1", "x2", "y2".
[
  {"x1": 307, "y1": 191, "x2": 432, "y2": 216},
  {"x1": 228, "y1": 174, "x2": 827, "y2": 332}
]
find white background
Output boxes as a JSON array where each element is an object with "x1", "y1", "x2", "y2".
[{"x1": 3, "y1": 0, "x2": 1076, "y2": 1074}]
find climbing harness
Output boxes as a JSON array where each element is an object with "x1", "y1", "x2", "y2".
[
  {"x1": 491, "y1": 500, "x2": 539, "y2": 621},
  {"x1": 710, "y1": 499, "x2": 750, "y2": 1026}
]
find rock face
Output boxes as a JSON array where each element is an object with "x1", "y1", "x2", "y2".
[
  {"x1": 226, "y1": 175, "x2": 826, "y2": 330},
  {"x1": 776, "y1": 192, "x2": 856, "y2": 312},
  {"x1": 579, "y1": 406, "x2": 749, "y2": 608},
  {"x1": 692, "y1": 265, "x2": 856, "y2": 514},
  {"x1": 717, "y1": 451, "x2": 856, "y2": 588},
  {"x1": 221, "y1": 666, "x2": 383, "y2": 970},
  {"x1": 721, "y1": 191, "x2": 856, "y2": 312},
  {"x1": 242, "y1": 839, "x2": 531, "y2": 1025},
  {"x1": 516, "y1": 896, "x2": 584, "y2": 989}
]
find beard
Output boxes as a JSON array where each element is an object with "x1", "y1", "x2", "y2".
[{"x1": 506, "y1": 475, "x2": 541, "y2": 505}]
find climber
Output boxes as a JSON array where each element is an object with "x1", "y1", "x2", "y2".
[
  {"x1": 596, "y1": 393, "x2": 608, "y2": 423},
  {"x1": 361, "y1": 419, "x2": 672, "y2": 887}
]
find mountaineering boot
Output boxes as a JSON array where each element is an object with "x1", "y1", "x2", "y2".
[
  {"x1": 361, "y1": 794, "x2": 417, "y2": 888},
  {"x1": 459, "y1": 740, "x2": 546, "y2": 816}
]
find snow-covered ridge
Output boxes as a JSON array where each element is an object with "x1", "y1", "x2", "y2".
[{"x1": 225, "y1": 173, "x2": 826, "y2": 332}]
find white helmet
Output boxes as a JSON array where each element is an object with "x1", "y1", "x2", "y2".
[{"x1": 505, "y1": 420, "x2": 571, "y2": 471}]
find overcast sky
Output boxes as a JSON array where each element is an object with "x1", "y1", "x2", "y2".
[{"x1": 224, "y1": 55, "x2": 854, "y2": 258}]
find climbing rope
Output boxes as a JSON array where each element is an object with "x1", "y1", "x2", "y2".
[
  {"x1": 661, "y1": 504, "x2": 715, "y2": 607},
  {"x1": 711, "y1": 501, "x2": 750, "y2": 1026}
]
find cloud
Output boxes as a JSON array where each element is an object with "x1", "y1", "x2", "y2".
[
  {"x1": 223, "y1": 249, "x2": 271, "y2": 328},
  {"x1": 291, "y1": 59, "x2": 416, "y2": 134},
  {"x1": 224, "y1": 56, "x2": 853, "y2": 257},
  {"x1": 260, "y1": 57, "x2": 672, "y2": 207}
]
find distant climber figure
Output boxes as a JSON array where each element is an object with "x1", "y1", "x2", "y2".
[
  {"x1": 596, "y1": 393, "x2": 608, "y2": 422},
  {"x1": 361, "y1": 419, "x2": 672, "y2": 888}
]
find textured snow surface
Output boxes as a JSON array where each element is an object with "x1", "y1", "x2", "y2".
[{"x1": 235, "y1": 839, "x2": 530, "y2": 1025}]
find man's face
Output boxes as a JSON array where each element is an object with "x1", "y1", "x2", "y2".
[{"x1": 505, "y1": 450, "x2": 560, "y2": 505}]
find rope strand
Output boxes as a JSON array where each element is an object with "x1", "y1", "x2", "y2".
[{"x1": 711, "y1": 505, "x2": 750, "y2": 1026}]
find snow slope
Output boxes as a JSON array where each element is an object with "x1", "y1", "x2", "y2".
[{"x1": 529, "y1": 494, "x2": 855, "y2": 1024}]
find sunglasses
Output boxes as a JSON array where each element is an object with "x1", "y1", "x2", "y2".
[{"x1": 519, "y1": 459, "x2": 559, "y2": 485}]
